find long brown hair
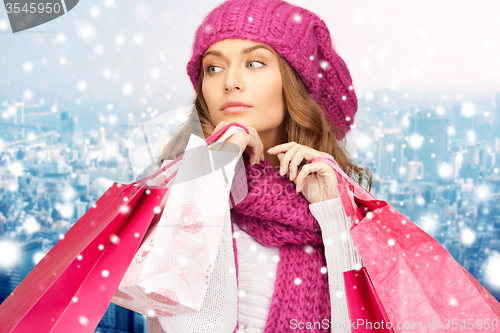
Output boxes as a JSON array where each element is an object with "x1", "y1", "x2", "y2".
[{"x1": 157, "y1": 54, "x2": 372, "y2": 191}]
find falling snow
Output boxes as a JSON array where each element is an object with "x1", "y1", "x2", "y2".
[
  {"x1": 0, "y1": 2, "x2": 499, "y2": 330},
  {"x1": 408, "y1": 133, "x2": 425, "y2": 150},
  {"x1": 122, "y1": 83, "x2": 134, "y2": 95},
  {"x1": 461, "y1": 102, "x2": 476, "y2": 118},
  {"x1": 0, "y1": 242, "x2": 19, "y2": 267},
  {"x1": 76, "y1": 22, "x2": 97, "y2": 42},
  {"x1": 460, "y1": 228, "x2": 476, "y2": 246},
  {"x1": 438, "y1": 163, "x2": 453, "y2": 178},
  {"x1": 484, "y1": 252, "x2": 500, "y2": 288}
]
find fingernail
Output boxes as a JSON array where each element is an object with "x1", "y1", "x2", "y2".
[
  {"x1": 267, "y1": 147, "x2": 274, "y2": 152},
  {"x1": 280, "y1": 166, "x2": 284, "y2": 176}
]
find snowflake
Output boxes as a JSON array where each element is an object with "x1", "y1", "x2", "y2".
[
  {"x1": 304, "y1": 244, "x2": 314, "y2": 254},
  {"x1": 476, "y1": 185, "x2": 490, "y2": 200},
  {"x1": 484, "y1": 251, "x2": 500, "y2": 288},
  {"x1": 76, "y1": 81, "x2": 87, "y2": 92},
  {"x1": 9, "y1": 161, "x2": 23, "y2": 177},
  {"x1": 408, "y1": 133, "x2": 425, "y2": 149},
  {"x1": 415, "y1": 195, "x2": 425, "y2": 206},
  {"x1": 460, "y1": 228, "x2": 476, "y2": 246},
  {"x1": 438, "y1": 163, "x2": 453, "y2": 178},
  {"x1": 134, "y1": 34, "x2": 144, "y2": 45},
  {"x1": 78, "y1": 316, "x2": 89, "y2": 326},
  {"x1": 461, "y1": 102, "x2": 475, "y2": 117},
  {"x1": 435, "y1": 106, "x2": 446, "y2": 115},
  {"x1": 76, "y1": 22, "x2": 97, "y2": 42},
  {"x1": 122, "y1": 83, "x2": 134, "y2": 95},
  {"x1": 23, "y1": 89, "x2": 33, "y2": 100},
  {"x1": 23, "y1": 216, "x2": 40, "y2": 234},
  {"x1": 23, "y1": 61, "x2": 34, "y2": 72},
  {"x1": 33, "y1": 251, "x2": 45, "y2": 265},
  {"x1": 467, "y1": 130, "x2": 476, "y2": 143},
  {"x1": 115, "y1": 35, "x2": 126, "y2": 45},
  {"x1": 0, "y1": 241, "x2": 20, "y2": 267}
]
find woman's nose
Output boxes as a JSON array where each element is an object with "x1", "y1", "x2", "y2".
[{"x1": 224, "y1": 68, "x2": 245, "y2": 92}]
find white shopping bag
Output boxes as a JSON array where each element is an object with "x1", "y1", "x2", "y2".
[{"x1": 112, "y1": 133, "x2": 241, "y2": 316}]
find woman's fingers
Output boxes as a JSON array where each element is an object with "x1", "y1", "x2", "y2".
[
  {"x1": 212, "y1": 121, "x2": 264, "y2": 166},
  {"x1": 246, "y1": 128, "x2": 264, "y2": 165},
  {"x1": 279, "y1": 144, "x2": 301, "y2": 178},
  {"x1": 211, "y1": 121, "x2": 231, "y2": 139}
]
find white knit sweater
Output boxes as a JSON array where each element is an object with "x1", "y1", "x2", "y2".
[{"x1": 147, "y1": 195, "x2": 363, "y2": 333}]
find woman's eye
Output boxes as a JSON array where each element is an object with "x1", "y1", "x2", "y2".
[
  {"x1": 206, "y1": 65, "x2": 222, "y2": 75},
  {"x1": 205, "y1": 60, "x2": 265, "y2": 75},
  {"x1": 248, "y1": 60, "x2": 265, "y2": 68}
]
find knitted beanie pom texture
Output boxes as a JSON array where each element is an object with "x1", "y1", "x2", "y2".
[{"x1": 186, "y1": 0, "x2": 358, "y2": 139}]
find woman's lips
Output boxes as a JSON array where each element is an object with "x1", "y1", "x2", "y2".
[{"x1": 222, "y1": 106, "x2": 251, "y2": 113}]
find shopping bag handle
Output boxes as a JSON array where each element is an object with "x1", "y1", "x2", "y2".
[
  {"x1": 309, "y1": 156, "x2": 376, "y2": 201},
  {"x1": 119, "y1": 122, "x2": 249, "y2": 196}
]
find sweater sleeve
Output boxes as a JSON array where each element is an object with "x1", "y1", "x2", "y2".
[{"x1": 308, "y1": 194, "x2": 363, "y2": 333}]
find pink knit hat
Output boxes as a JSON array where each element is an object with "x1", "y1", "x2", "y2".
[{"x1": 186, "y1": 0, "x2": 357, "y2": 139}]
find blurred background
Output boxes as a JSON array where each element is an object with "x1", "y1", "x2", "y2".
[{"x1": 1, "y1": 0, "x2": 499, "y2": 331}]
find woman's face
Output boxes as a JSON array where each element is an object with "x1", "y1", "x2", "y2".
[{"x1": 201, "y1": 38, "x2": 285, "y2": 135}]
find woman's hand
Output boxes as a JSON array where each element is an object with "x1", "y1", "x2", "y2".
[
  {"x1": 267, "y1": 142, "x2": 340, "y2": 204},
  {"x1": 211, "y1": 121, "x2": 265, "y2": 166}
]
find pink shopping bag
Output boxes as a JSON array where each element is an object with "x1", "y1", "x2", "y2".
[
  {"x1": 343, "y1": 267, "x2": 394, "y2": 332},
  {"x1": 311, "y1": 156, "x2": 500, "y2": 332},
  {"x1": 0, "y1": 122, "x2": 248, "y2": 332},
  {"x1": 0, "y1": 182, "x2": 167, "y2": 333}
]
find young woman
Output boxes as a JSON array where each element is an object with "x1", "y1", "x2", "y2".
[{"x1": 147, "y1": 0, "x2": 372, "y2": 332}]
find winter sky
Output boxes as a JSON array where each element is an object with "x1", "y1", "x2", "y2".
[{"x1": 0, "y1": 0, "x2": 499, "y2": 129}]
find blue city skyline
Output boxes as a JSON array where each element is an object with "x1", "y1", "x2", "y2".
[
  {"x1": 1, "y1": 87, "x2": 500, "y2": 332},
  {"x1": 2, "y1": 0, "x2": 500, "y2": 331}
]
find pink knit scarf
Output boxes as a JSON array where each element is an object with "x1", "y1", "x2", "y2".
[{"x1": 229, "y1": 154, "x2": 331, "y2": 332}]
